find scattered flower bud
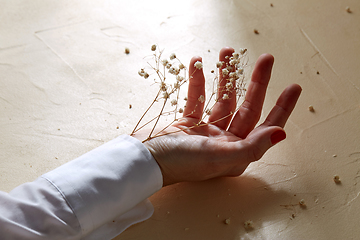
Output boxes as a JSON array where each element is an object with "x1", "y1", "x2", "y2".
[
  {"x1": 232, "y1": 53, "x2": 240, "y2": 59},
  {"x1": 244, "y1": 220, "x2": 253, "y2": 229},
  {"x1": 308, "y1": 105, "x2": 314, "y2": 112},
  {"x1": 151, "y1": 45, "x2": 157, "y2": 51},
  {"x1": 346, "y1": 6, "x2": 352, "y2": 13},
  {"x1": 333, "y1": 175, "x2": 341, "y2": 183},
  {"x1": 125, "y1": 47, "x2": 130, "y2": 54},
  {"x1": 144, "y1": 73, "x2": 149, "y2": 79},
  {"x1": 178, "y1": 108, "x2": 184, "y2": 113},
  {"x1": 194, "y1": 61, "x2": 203, "y2": 69},
  {"x1": 224, "y1": 218, "x2": 231, "y2": 225},
  {"x1": 299, "y1": 199, "x2": 306, "y2": 206},
  {"x1": 179, "y1": 63, "x2": 185, "y2": 69}
]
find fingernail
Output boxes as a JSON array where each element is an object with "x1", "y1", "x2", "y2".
[{"x1": 271, "y1": 130, "x2": 286, "y2": 145}]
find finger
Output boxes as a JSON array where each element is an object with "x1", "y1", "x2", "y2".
[
  {"x1": 263, "y1": 83, "x2": 302, "y2": 128},
  {"x1": 243, "y1": 126, "x2": 286, "y2": 162},
  {"x1": 228, "y1": 53, "x2": 274, "y2": 138},
  {"x1": 222, "y1": 125, "x2": 286, "y2": 177},
  {"x1": 208, "y1": 47, "x2": 236, "y2": 129},
  {"x1": 183, "y1": 56, "x2": 205, "y2": 119}
]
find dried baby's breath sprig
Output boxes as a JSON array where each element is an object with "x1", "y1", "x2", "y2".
[{"x1": 131, "y1": 45, "x2": 249, "y2": 142}]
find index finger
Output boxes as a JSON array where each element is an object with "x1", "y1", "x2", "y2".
[
  {"x1": 183, "y1": 56, "x2": 205, "y2": 120},
  {"x1": 208, "y1": 47, "x2": 236, "y2": 129},
  {"x1": 228, "y1": 53, "x2": 274, "y2": 138}
]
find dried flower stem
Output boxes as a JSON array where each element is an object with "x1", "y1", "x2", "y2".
[{"x1": 131, "y1": 45, "x2": 248, "y2": 142}]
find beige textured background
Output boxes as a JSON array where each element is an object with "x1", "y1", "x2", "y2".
[{"x1": 1, "y1": 0, "x2": 359, "y2": 239}]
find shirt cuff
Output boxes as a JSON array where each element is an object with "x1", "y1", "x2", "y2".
[{"x1": 42, "y1": 135, "x2": 163, "y2": 238}]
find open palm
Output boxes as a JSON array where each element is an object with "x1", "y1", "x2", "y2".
[{"x1": 135, "y1": 47, "x2": 302, "y2": 186}]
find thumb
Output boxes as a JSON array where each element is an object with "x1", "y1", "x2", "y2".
[{"x1": 244, "y1": 126, "x2": 286, "y2": 162}]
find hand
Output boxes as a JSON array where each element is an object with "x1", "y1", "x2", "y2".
[{"x1": 133, "y1": 47, "x2": 302, "y2": 186}]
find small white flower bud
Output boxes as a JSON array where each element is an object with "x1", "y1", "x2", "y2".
[
  {"x1": 163, "y1": 92, "x2": 169, "y2": 99},
  {"x1": 229, "y1": 72, "x2": 237, "y2": 79},
  {"x1": 194, "y1": 61, "x2": 203, "y2": 69},
  {"x1": 176, "y1": 75, "x2": 184, "y2": 82},
  {"x1": 198, "y1": 95, "x2": 205, "y2": 103},
  {"x1": 232, "y1": 53, "x2": 239, "y2": 59},
  {"x1": 222, "y1": 69, "x2": 229, "y2": 76},
  {"x1": 174, "y1": 82, "x2": 180, "y2": 89},
  {"x1": 162, "y1": 59, "x2": 169, "y2": 66},
  {"x1": 244, "y1": 220, "x2": 253, "y2": 229},
  {"x1": 170, "y1": 53, "x2": 176, "y2": 60},
  {"x1": 230, "y1": 59, "x2": 237, "y2": 66},
  {"x1": 169, "y1": 66, "x2": 176, "y2": 74},
  {"x1": 171, "y1": 99, "x2": 177, "y2": 106},
  {"x1": 240, "y1": 48, "x2": 247, "y2": 55},
  {"x1": 225, "y1": 82, "x2": 233, "y2": 90},
  {"x1": 160, "y1": 82, "x2": 167, "y2": 91}
]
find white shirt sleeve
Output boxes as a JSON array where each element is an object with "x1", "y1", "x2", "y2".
[{"x1": 0, "y1": 135, "x2": 163, "y2": 240}]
